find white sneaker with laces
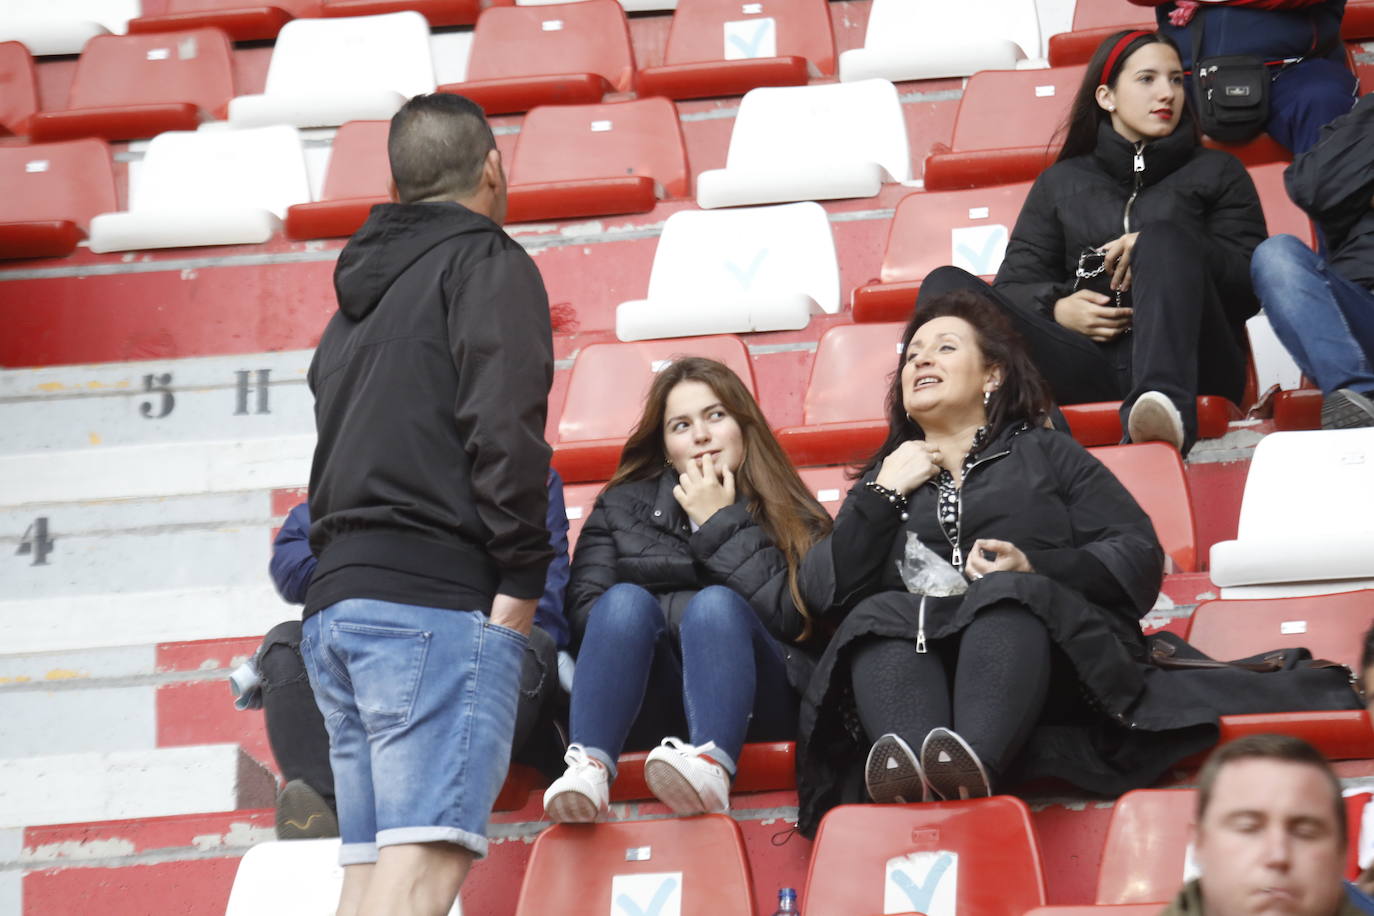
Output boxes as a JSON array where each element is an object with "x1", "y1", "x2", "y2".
[
  {"x1": 542, "y1": 743, "x2": 610, "y2": 823},
  {"x1": 643, "y1": 737, "x2": 731, "y2": 816}
]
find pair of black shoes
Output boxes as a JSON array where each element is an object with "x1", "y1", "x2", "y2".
[{"x1": 864, "y1": 728, "x2": 991, "y2": 805}]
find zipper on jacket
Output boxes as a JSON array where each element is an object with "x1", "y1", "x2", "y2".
[
  {"x1": 917, "y1": 446, "x2": 1010, "y2": 654},
  {"x1": 1123, "y1": 141, "x2": 1145, "y2": 234}
]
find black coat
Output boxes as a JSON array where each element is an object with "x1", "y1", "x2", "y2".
[
  {"x1": 567, "y1": 471, "x2": 822, "y2": 692},
  {"x1": 794, "y1": 423, "x2": 1360, "y2": 835},
  {"x1": 995, "y1": 119, "x2": 1266, "y2": 329},
  {"x1": 1286, "y1": 92, "x2": 1374, "y2": 289}
]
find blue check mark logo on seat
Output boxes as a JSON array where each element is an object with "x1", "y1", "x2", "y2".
[
  {"x1": 616, "y1": 876, "x2": 678, "y2": 916},
  {"x1": 727, "y1": 19, "x2": 773, "y2": 58},
  {"x1": 891, "y1": 852, "x2": 954, "y2": 914},
  {"x1": 955, "y1": 231, "x2": 1005, "y2": 275},
  {"x1": 724, "y1": 249, "x2": 768, "y2": 291}
]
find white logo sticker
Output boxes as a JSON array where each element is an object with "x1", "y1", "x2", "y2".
[
  {"x1": 950, "y1": 224, "x2": 1010, "y2": 275},
  {"x1": 723, "y1": 16, "x2": 776, "y2": 60},
  {"x1": 610, "y1": 872, "x2": 681, "y2": 916},
  {"x1": 884, "y1": 851, "x2": 958, "y2": 916}
]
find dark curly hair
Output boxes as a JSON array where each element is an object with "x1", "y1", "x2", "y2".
[{"x1": 859, "y1": 289, "x2": 1053, "y2": 476}]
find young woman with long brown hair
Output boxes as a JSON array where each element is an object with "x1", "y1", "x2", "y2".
[{"x1": 542, "y1": 357, "x2": 831, "y2": 821}]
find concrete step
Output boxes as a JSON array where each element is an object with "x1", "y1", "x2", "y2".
[
  {"x1": 0, "y1": 744, "x2": 275, "y2": 831},
  {"x1": 0, "y1": 351, "x2": 314, "y2": 457}
]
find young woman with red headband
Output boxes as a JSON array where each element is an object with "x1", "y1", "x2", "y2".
[{"x1": 917, "y1": 30, "x2": 1267, "y2": 454}]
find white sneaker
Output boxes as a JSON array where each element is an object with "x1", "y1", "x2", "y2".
[
  {"x1": 542, "y1": 744, "x2": 610, "y2": 823},
  {"x1": 643, "y1": 737, "x2": 730, "y2": 816},
  {"x1": 1127, "y1": 390, "x2": 1185, "y2": 451}
]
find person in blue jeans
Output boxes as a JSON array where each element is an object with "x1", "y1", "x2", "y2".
[
  {"x1": 305, "y1": 92, "x2": 554, "y2": 915},
  {"x1": 1251, "y1": 92, "x2": 1374, "y2": 428},
  {"x1": 1131, "y1": 0, "x2": 1357, "y2": 155},
  {"x1": 250, "y1": 468, "x2": 571, "y2": 840},
  {"x1": 542, "y1": 357, "x2": 832, "y2": 821}
]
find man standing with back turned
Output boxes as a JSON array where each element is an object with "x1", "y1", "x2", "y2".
[{"x1": 303, "y1": 93, "x2": 554, "y2": 916}]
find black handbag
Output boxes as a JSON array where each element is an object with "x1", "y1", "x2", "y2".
[{"x1": 1189, "y1": 14, "x2": 1271, "y2": 143}]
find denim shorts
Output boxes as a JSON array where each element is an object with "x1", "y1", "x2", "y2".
[{"x1": 302, "y1": 599, "x2": 527, "y2": 865}]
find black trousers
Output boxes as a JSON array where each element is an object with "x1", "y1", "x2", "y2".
[
  {"x1": 259, "y1": 617, "x2": 561, "y2": 809},
  {"x1": 848, "y1": 603, "x2": 1052, "y2": 784},
  {"x1": 920, "y1": 223, "x2": 1248, "y2": 448}
]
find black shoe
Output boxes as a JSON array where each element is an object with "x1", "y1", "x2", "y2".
[
  {"x1": 920, "y1": 728, "x2": 991, "y2": 801},
  {"x1": 275, "y1": 780, "x2": 339, "y2": 840},
  {"x1": 865, "y1": 733, "x2": 929, "y2": 804},
  {"x1": 1321, "y1": 389, "x2": 1374, "y2": 429}
]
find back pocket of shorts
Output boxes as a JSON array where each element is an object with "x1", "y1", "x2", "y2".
[{"x1": 331, "y1": 622, "x2": 431, "y2": 735}]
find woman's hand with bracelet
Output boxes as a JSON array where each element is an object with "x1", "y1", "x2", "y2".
[{"x1": 874, "y1": 440, "x2": 943, "y2": 497}]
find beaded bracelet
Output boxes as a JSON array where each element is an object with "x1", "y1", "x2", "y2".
[{"x1": 863, "y1": 480, "x2": 908, "y2": 511}]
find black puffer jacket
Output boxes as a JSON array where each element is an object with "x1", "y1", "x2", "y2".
[
  {"x1": 1286, "y1": 91, "x2": 1374, "y2": 289},
  {"x1": 995, "y1": 118, "x2": 1266, "y2": 329},
  {"x1": 567, "y1": 471, "x2": 822, "y2": 690}
]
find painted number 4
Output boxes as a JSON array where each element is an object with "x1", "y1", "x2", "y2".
[{"x1": 17, "y1": 517, "x2": 54, "y2": 566}]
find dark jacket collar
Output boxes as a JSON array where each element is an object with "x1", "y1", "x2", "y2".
[{"x1": 1091, "y1": 116, "x2": 1199, "y2": 187}]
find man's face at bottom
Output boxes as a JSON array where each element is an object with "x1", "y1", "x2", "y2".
[{"x1": 1195, "y1": 758, "x2": 1345, "y2": 916}]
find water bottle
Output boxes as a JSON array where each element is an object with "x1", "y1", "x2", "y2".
[{"x1": 772, "y1": 887, "x2": 798, "y2": 915}]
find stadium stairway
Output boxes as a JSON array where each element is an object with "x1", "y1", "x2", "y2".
[{"x1": 3, "y1": 2, "x2": 1372, "y2": 913}]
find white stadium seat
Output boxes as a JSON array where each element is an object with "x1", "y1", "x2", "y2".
[
  {"x1": 0, "y1": 0, "x2": 139, "y2": 56},
  {"x1": 88, "y1": 125, "x2": 312, "y2": 251},
  {"x1": 1210, "y1": 429, "x2": 1374, "y2": 597},
  {"x1": 227, "y1": 839, "x2": 463, "y2": 915},
  {"x1": 615, "y1": 201, "x2": 839, "y2": 341},
  {"x1": 228, "y1": 12, "x2": 435, "y2": 129},
  {"x1": 518, "y1": 0, "x2": 673, "y2": 10},
  {"x1": 839, "y1": 0, "x2": 1045, "y2": 83},
  {"x1": 695, "y1": 79, "x2": 910, "y2": 209}
]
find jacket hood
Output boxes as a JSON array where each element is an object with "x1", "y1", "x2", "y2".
[
  {"x1": 1092, "y1": 115, "x2": 1199, "y2": 188},
  {"x1": 333, "y1": 202, "x2": 500, "y2": 320}
]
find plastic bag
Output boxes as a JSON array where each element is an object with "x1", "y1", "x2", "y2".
[{"x1": 895, "y1": 531, "x2": 968, "y2": 597}]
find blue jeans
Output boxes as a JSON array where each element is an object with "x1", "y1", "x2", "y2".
[
  {"x1": 1251, "y1": 234, "x2": 1374, "y2": 396},
  {"x1": 569, "y1": 583, "x2": 798, "y2": 778},
  {"x1": 1268, "y1": 57, "x2": 1358, "y2": 156},
  {"x1": 302, "y1": 599, "x2": 526, "y2": 864}
]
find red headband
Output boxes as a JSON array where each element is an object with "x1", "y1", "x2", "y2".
[{"x1": 1100, "y1": 30, "x2": 1153, "y2": 87}]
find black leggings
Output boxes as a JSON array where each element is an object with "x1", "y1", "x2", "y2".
[
  {"x1": 849, "y1": 603, "x2": 1052, "y2": 784},
  {"x1": 259, "y1": 617, "x2": 561, "y2": 808},
  {"x1": 920, "y1": 222, "x2": 1248, "y2": 447}
]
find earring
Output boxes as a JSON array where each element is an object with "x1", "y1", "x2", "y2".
[
  {"x1": 1107, "y1": 104, "x2": 1116, "y2": 111},
  {"x1": 664, "y1": 457, "x2": 673, "y2": 469},
  {"x1": 983, "y1": 390, "x2": 992, "y2": 408}
]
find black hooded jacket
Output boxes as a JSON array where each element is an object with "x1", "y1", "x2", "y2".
[
  {"x1": 995, "y1": 118, "x2": 1266, "y2": 329},
  {"x1": 1285, "y1": 91, "x2": 1374, "y2": 289},
  {"x1": 304, "y1": 202, "x2": 554, "y2": 618}
]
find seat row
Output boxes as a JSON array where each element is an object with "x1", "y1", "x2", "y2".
[{"x1": 230, "y1": 767, "x2": 1374, "y2": 914}]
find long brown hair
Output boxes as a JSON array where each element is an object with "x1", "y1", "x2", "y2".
[{"x1": 607, "y1": 357, "x2": 832, "y2": 642}]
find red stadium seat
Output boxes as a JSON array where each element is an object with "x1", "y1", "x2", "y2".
[
  {"x1": 0, "y1": 41, "x2": 38, "y2": 136},
  {"x1": 1185, "y1": 593, "x2": 1374, "y2": 673},
  {"x1": 637, "y1": 0, "x2": 835, "y2": 101},
  {"x1": 1089, "y1": 443, "x2": 1198, "y2": 573},
  {"x1": 804, "y1": 796, "x2": 1046, "y2": 916},
  {"x1": 128, "y1": 0, "x2": 323, "y2": 42},
  {"x1": 284, "y1": 119, "x2": 388, "y2": 240},
  {"x1": 776, "y1": 323, "x2": 900, "y2": 468},
  {"x1": 1345, "y1": 1, "x2": 1374, "y2": 38},
  {"x1": 28, "y1": 30, "x2": 234, "y2": 143},
  {"x1": 0, "y1": 139, "x2": 117, "y2": 259},
  {"x1": 439, "y1": 0, "x2": 636, "y2": 116},
  {"x1": 561, "y1": 480, "x2": 603, "y2": 555},
  {"x1": 1047, "y1": 3, "x2": 1153, "y2": 68},
  {"x1": 1095, "y1": 788, "x2": 1194, "y2": 905},
  {"x1": 1251, "y1": 161, "x2": 1315, "y2": 246},
  {"x1": 1060, "y1": 398, "x2": 1240, "y2": 447},
  {"x1": 1215, "y1": 711, "x2": 1374, "y2": 761},
  {"x1": 506, "y1": 98, "x2": 689, "y2": 224},
  {"x1": 320, "y1": 0, "x2": 504, "y2": 27},
  {"x1": 852, "y1": 182, "x2": 1033, "y2": 324},
  {"x1": 923, "y1": 66, "x2": 1085, "y2": 191},
  {"x1": 613, "y1": 742, "x2": 794, "y2": 802},
  {"x1": 514, "y1": 815, "x2": 755, "y2": 915},
  {"x1": 552, "y1": 335, "x2": 755, "y2": 483},
  {"x1": 1029, "y1": 907, "x2": 1162, "y2": 916},
  {"x1": 796, "y1": 465, "x2": 852, "y2": 518},
  {"x1": 492, "y1": 763, "x2": 544, "y2": 812}
]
